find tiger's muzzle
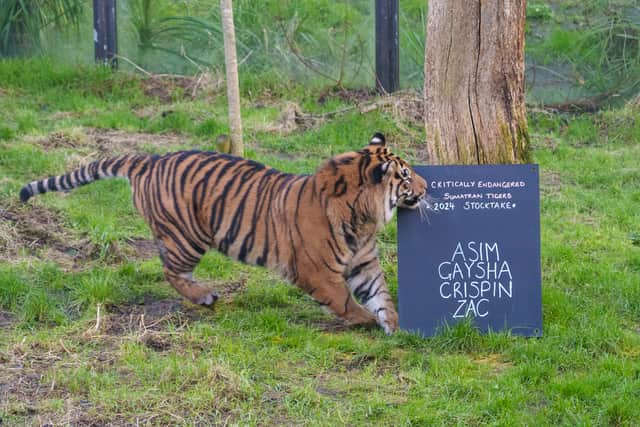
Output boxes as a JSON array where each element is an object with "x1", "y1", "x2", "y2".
[{"x1": 397, "y1": 173, "x2": 428, "y2": 209}]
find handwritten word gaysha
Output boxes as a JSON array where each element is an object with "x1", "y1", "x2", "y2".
[{"x1": 437, "y1": 241, "x2": 513, "y2": 318}]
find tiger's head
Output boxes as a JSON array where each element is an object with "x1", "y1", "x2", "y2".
[
  {"x1": 362, "y1": 133, "x2": 428, "y2": 222},
  {"x1": 316, "y1": 133, "x2": 428, "y2": 226}
]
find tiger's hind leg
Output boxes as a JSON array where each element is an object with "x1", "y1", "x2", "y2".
[
  {"x1": 155, "y1": 237, "x2": 219, "y2": 307},
  {"x1": 163, "y1": 269, "x2": 218, "y2": 307}
]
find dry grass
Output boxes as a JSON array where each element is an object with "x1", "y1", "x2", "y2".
[
  {"x1": 0, "y1": 202, "x2": 156, "y2": 269},
  {"x1": 256, "y1": 102, "x2": 326, "y2": 135},
  {"x1": 0, "y1": 202, "x2": 73, "y2": 262},
  {"x1": 29, "y1": 128, "x2": 188, "y2": 157},
  {"x1": 257, "y1": 92, "x2": 424, "y2": 143},
  {"x1": 139, "y1": 72, "x2": 224, "y2": 103}
]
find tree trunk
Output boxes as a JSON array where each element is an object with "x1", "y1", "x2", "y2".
[
  {"x1": 220, "y1": 0, "x2": 243, "y2": 157},
  {"x1": 423, "y1": 0, "x2": 530, "y2": 164}
]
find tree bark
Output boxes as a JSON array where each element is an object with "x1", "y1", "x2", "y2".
[
  {"x1": 220, "y1": 0, "x2": 243, "y2": 157},
  {"x1": 423, "y1": 0, "x2": 530, "y2": 164}
]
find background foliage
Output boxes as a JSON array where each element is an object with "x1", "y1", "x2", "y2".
[{"x1": 3, "y1": 0, "x2": 638, "y2": 107}]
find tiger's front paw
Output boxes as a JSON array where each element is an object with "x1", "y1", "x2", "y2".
[
  {"x1": 196, "y1": 292, "x2": 219, "y2": 308},
  {"x1": 376, "y1": 307, "x2": 399, "y2": 335}
]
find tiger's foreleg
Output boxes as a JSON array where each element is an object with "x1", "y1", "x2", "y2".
[
  {"x1": 304, "y1": 277, "x2": 376, "y2": 328},
  {"x1": 347, "y1": 260, "x2": 399, "y2": 335}
]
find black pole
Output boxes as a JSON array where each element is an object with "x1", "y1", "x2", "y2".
[
  {"x1": 93, "y1": 0, "x2": 118, "y2": 69},
  {"x1": 375, "y1": 0, "x2": 399, "y2": 93}
]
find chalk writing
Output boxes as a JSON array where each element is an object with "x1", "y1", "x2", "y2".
[
  {"x1": 437, "y1": 241, "x2": 513, "y2": 319},
  {"x1": 443, "y1": 193, "x2": 483, "y2": 200},
  {"x1": 427, "y1": 178, "x2": 528, "y2": 213},
  {"x1": 431, "y1": 201, "x2": 455, "y2": 211},
  {"x1": 463, "y1": 201, "x2": 516, "y2": 210}
]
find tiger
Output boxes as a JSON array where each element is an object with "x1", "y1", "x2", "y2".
[{"x1": 20, "y1": 132, "x2": 427, "y2": 334}]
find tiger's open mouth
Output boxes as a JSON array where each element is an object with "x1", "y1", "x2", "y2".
[{"x1": 399, "y1": 191, "x2": 427, "y2": 209}]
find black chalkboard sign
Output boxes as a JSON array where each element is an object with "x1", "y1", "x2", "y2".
[{"x1": 397, "y1": 165, "x2": 541, "y2": 337}]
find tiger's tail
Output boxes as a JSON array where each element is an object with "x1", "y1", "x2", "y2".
[{"x1": 19, "y1": 154, "x2": 145, "y2": 202}]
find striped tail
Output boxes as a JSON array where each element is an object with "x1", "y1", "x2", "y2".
[{"x1": 20, "y1": 154, "x2": 143, "y2": 202}]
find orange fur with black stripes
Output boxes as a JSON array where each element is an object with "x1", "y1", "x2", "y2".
[{"x1": 20, "y1": 133, "x2": 427, "y2": 334}]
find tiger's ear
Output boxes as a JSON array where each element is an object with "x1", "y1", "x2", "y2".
[{"x1": 368, "y1": 132, "x2": 386, "y2": 147}]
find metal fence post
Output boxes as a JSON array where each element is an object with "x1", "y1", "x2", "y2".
[
  {"x1": 93, "y1": 0, "x2": 118, "y2": 69},
  {"x1": 375, "y1": 0, "x2": 399, "y2": 93}
]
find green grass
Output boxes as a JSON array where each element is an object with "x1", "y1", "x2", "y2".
[
  {"x1": 525, "y1": 0, "x2": 640, "y2": 105},
  {"x1": 1, "y1": 59, "x2": 639, "y2": 425}
]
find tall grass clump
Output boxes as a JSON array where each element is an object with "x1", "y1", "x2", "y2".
[
  {"x1": 126, "y1": 0, "x2": 224, "y2": 69},
  {"x1": 527, "y1": 5, "x2": 640, "y2": 107},
  {"x1": 0, "y1": 269, "x2": 27, "y2": 310},
  {"x1": 0, "y1": 0, "x2": 83, "y2": 56},
  {"x1": 400, "y1": 4, "x2": 426, "y2": 87},
  {"x1": 71, "y1": 270, "x2": 120, "y2": 308}
]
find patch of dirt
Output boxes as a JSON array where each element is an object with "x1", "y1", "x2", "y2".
[
  {"x1": 0, "y1": 340, "x2": 67, "y2": 421},
  {"x1": 133, "y1": 104, "x2": 161, "y2": 119},
  {"x1": 261, "y1": 390, "x2": 286, "y2": 405},
  {"x1": 214, "y1": 277, "x2": 248, "y2": 300},
  {"x1": 30, "y1": 127, "x2": 188, "y2": 158},
  {"x1": 315, "y1": 386, "x2": 345, "y2": 400},
  {"x1": 0, "y1": 203, "x2": 156, "y2": 269},
  {"x1": 0, "y1": 203, "x2": 75, "y2": 260},
  {"x1": 383, "y1": 91, "x2": 424, "y2": 127},
  {"x1": 89, "y1": 128, "x2": 185, "y2": 156},
  {"x1": 297, "y1": 315, "x2": 379, "y2": 335},
  {"x1": 139, "y1": 333, "x2": 173, "y2": 352},
  {"x1": 257, "y1": 102, "x2": 325, "y2": 136},
  {"x1": 328, "y1": 350, "x2": 399, "y2": 378},
  {"x1": 529, "y1": 130, "x2": 560, "y2": 151},
  {"x1": 91, "y1": 295, "x2": 222, "y2": 354},
  {"x1": 126, "y1": 237, "x2": 158, "y2": 260},
  {"x1": 97, "y1": 277, "x2": 247, "y2": 338},
  {"x1": 258, "y1": 91, "x2": 423, "y2": 139},
  {"x1": 314, "y1": 317, "x2": 351, "y2": 333},
  {"x1": 0, "y1": 373, "x2": 42, "y2": 415},
  {"x1": 140, "y1": 73, "x2": 223, "y2": 104},
  {"x1": 0, "y1": 310, "x2": 17, "y2": 328},
  {"x1": 102, "y1": 297, "x2": 205, "y2": 337},
  {"x1": 344, "y1": 353, "x2": 377, "y2": 371},
  {"x1": 540, "y1": 170, "x2": 567, "y2": 196},
  {"x1": 472, "y1": 354, "x2": 513, "y2": 375},
  {"x1": 49, "y1": 111, "x2": 80, "y2": 121},
  {"x1": 317, "y1": 87, "x2": 377, "y2": 105},
  {"x1": 0, "y1": 338, "x2": 115, "y2": 426},
  {"x1": 32, "y1": 128, "x2": 89, "y2": 150},
  {"x1": 540, "y1": 170, "x2": 563, "y2": 187}
]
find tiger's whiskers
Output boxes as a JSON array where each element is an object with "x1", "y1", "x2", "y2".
[{"x1": 418, "y1": 195, "x2": 440, "y2": 224}]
